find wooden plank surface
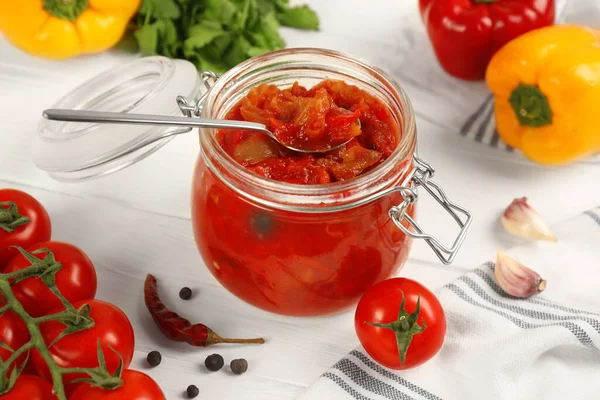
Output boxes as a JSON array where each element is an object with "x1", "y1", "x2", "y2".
[{"x1": 1, "y1": 0, "x2": 599, "y2": 398}]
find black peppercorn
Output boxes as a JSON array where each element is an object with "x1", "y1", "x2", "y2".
[
  {"x1": 146, "y1": 351, "x2": 162, "y2": 367},
  {"x1": 230, "y1": 358, "x2": 248, "y2": 375},
  {"x1": 179, "y1": 287, "x2": 193, "y2": 300},
  {"x1": 205, "y1": 353, "x2": 224, "y2": 371},
  {"x1": 187, "y1": 385, "x2": 199, "y2": 398}
]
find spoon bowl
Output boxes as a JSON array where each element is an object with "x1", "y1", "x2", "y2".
[{"x1": 42, "y1": 109, "x2": 357, "y2": 154}]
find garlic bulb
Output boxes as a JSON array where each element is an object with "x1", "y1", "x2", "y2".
[
  {"x1": 501, "y1": 197, "x2": 557, "y2": 242},
  {"x1": 495, "y1": 250, "x2": 546, "y2": 298}
]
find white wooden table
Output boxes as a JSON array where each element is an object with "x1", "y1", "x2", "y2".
[{"x1": 1, "y1": 1, "x2": 599, "y2": 398}]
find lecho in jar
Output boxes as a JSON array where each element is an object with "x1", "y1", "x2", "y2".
[
  {"x1": 33, "y1": 50, "x2": 471, "y2": 317},
  {"x1": 191, "y1": 49, "x2": 470, "y2": 316}
]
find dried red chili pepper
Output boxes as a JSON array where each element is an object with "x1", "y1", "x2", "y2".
[{"x1": 144, "y1": 274, "x2": 265, "y2": 346}]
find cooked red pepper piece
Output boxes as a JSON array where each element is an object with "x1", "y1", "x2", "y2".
[
  {"x1": 216, "y1": 79, "x2": 399, "y2": 183},
  {"x1": 249, "y1": 155, "x2": 333, "y2": 184},
  {"x1": 316, "y1": 144, "x2": 382, "y2": 181},
  {"x1": 143, "y1": 274, "x2": 265, "y2": 346},
  {"x1": 419, "y1": 0, "x2": 555, "y2": 80}
]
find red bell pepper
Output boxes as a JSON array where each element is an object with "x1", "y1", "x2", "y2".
[{"x1": 419, "y1": 0, "x2": 555, "y2": 81}]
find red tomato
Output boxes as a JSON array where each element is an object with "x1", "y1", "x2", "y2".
[
  {"x1": 4, "y1": 241, "x2": 97, "y2": 317},
  {"x1": 0, "y1": 310, "x2": 30, "y2": 376},
  {"x1": 0, "y1": 189, "x2": 51, "y2": 267},
  {"x1": 354, "y1": 278, "x2": 446, "y2": 370},
  {"x1": 68, "y1": 369, "x2": 166, "y2": 400},
  {"x1": 0, "y1": 374, "x2": 56, "y2": 400},
  {"x1": 33, "y1": 300, "x2": 135, "y2": 393}
]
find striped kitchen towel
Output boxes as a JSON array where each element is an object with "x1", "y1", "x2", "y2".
[
  {"x1": 460, "y1": 0, "x2": 600, "y2": 163},
  {"x1": 299, "y1": 206, "x2": 600, "y2": 400}
]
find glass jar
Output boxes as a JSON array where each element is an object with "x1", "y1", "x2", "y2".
[{"x1": 33, "y1": 50, "x2": 472, "y2": 317}]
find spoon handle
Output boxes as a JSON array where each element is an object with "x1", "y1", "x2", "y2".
[{"x1": 42, "y1": 109, "x2": 270, "y2": 134}]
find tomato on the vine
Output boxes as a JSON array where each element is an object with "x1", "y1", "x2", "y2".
[
  {"x1": 33, "y1": 300, "x2": 135, "y2": 393},
  {"x1": 0, "y1": 310, "x2": 30, "y2": 376},
  {"x1": 354, "y1": 277, "x2": 446, "y2": 370},
  {"x1": 0, "y1": 374, "x2": 56, "y2": 400},
  {"x1": 68, "y1": 369, "x2": 166, "y2": 400},
  {"x1": 4, "y1": 242, "x2": 97, "y2": 317},
  {"x1": 0, "y1": 189, "x2": 51, "y2": 267}
]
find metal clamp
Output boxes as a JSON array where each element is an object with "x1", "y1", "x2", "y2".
[
  {"x1": 177, "y1": 71, "x2": 221, "y2": 117},
  {"x1": 389, "y1": 154, "x2": 472, "y2": 265}
]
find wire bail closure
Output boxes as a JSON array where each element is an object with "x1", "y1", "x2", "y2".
[
  {"x1": 389, "y1": 155, "x2": 472, "y2": 265},
  {"x1": 177, "y1": 71, "x2": 220, "y2": 117}
]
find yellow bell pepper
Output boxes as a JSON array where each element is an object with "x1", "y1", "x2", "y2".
[
  {"x1": 0, "y1": 0, "x2": 140, "y2": 60},
  {"x1": 486, "y1": 25, "x2": 600, "y2": 165}
]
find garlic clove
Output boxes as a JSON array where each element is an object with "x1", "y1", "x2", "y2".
[
  {"x1": 494, "y1": 250, "x2": 546, "y2": 298},
  {"x1": 501, "y1": 197, "x2": 557, "y2": 242}
]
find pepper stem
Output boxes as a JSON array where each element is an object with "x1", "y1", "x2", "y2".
[
  {"x1": 43, "y1": 0, "x2": 88, "y2": 21},
  {"x1": 206, "y1": 330, "x2": 265, "y2": 346},
  {"x1": 509, "y1": 84, "x2": 553, "y2": 128},
  {"x1": 365, "y1": 290, "x2": 427, "y2": 364},
  {"x1": 473, "y1": 0, "x2": 499, "y2": 4}
]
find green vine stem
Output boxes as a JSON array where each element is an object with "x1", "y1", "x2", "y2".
[
  {"x1": 13, "y1": 247, "x2": 79, "y2": 315},
  {"x1": 1, "y1": 342, "x2": 33, "y2": 373},
  {"x1": 0, "y1": 247, "x2": 123, "y2": 399}
]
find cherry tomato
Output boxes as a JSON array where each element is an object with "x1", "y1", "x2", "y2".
[
  {"x1": 33, "y1": 300, "x2": 135, "y2": 393},
  {"x1": 4, "y1": 242, "x2": 97, "y2": 317},
  {"x1": 0, "y1": 374, "x2": 56, "y2": 400},
  {"x1": 354, "y1": 278, "x2": 446, "y2": 370},
  {"x1": 0, "y1": 310, "x2": 30, "y2": 376},
  {"x1": 0, "y1": 189, "x2": 51, "y2": 267},
  {"x1": 68, "y1": 369, "x2": 166, "y2": 400}
]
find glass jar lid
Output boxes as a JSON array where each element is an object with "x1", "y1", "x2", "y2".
[{"x1": 33, "y1": 56, "x2": 202, "y2": 182}]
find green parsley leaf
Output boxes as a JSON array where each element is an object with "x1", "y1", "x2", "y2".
[
  {"x1": 224, "y1": 35, "x2": 252, "y2": 68},
  {"x1": 277, "y1": 6, "x2": 319, "y2": 30},
  {"x1": 157, "y1": 19, "x2": 180, "y2": 57},
  {"x1": 201, "y1": 0, "x2": 238, "y2": 26},
  {"x1": 114, "y1": 31, "x2": 140, "y2": 53},
  {"x1": 184, "y1": 22, "x2": 226, "y2": 51},
  {"x1": 134, "y1": 23, "x2": 159, "y2": 55},
  {"x1": 247, "y1": 46, "x2": 271, "y2": 58},
  {"x1": 248, "y1": 11, "x2": 284, "y2": 49},
  {"x1": 139, "y1": 0, "x2": 181, "y2": 19},
  {"x1": 130, "y1": 0, "x2": 320, "y2": 73}
]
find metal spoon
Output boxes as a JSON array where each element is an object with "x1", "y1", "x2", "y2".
[{"x1": 42, "y1": 109, "x2": 357, "y2": 154}]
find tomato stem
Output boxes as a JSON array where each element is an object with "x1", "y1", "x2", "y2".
[
  {"x1": 366, "y1": 291, "x2": 427, "y2": 365},
  {"x1": 0, "y1": 248, "x2": 122, "y2": 398},
  {"x1": 0, "y1": 305, "x2": 9, "y2": 316},
  {"x1": 47, "y1": 283, "x2": 79, "y2": 314},
  {"x1": 33, "y1": 310, "x2": 71, "y2": 324},
  {"x1": 0, "y1": 202, "x2": 31, "y2": 233},
  {"x1": 1, "y1": 342, "x2": 33, "y2": 375},
  {"x1": 0, "y1": 279, "x2": 69, "y2": 399}
]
